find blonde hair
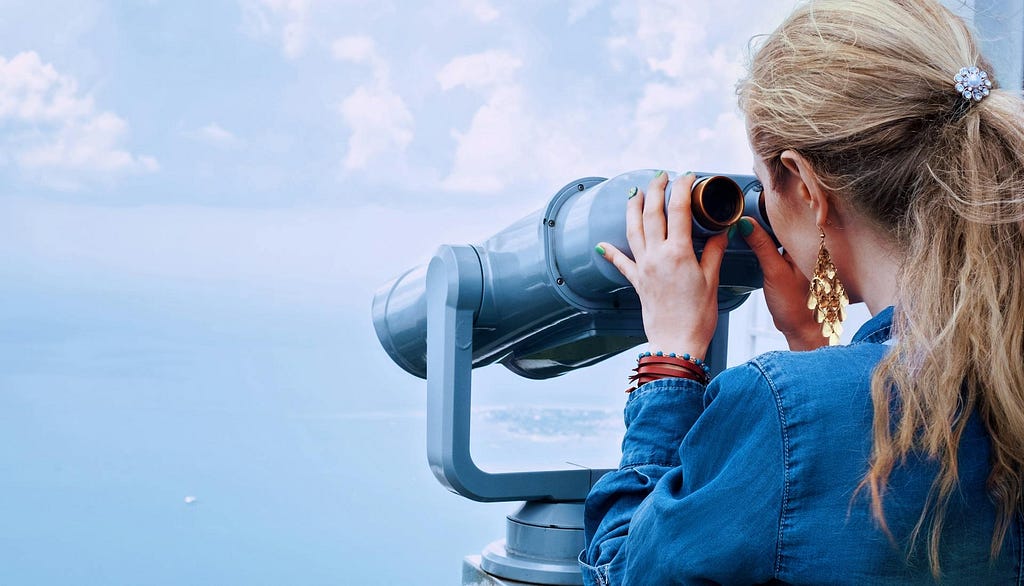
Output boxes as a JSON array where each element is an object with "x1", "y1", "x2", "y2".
[{"x1": 739, "y1": 0, "x2": 1024, "y2": 576}]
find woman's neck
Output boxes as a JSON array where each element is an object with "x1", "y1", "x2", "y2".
[{"x1": 831, "y1": 220, "x2": 902, "y2": 315}]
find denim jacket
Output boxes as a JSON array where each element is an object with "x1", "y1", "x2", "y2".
[{"x1": 581, "y1": 307, "x2": 1021, "y2": 584}]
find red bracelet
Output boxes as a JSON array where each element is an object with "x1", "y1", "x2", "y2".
[{"x1": 626, "y1": 351, "x2": 712, "y2": 393}]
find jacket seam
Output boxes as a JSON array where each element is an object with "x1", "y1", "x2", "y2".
[
  {"x1": 618, "y1": 461, "x2": 675, "y2": 471},
  {"x1": 1017, "y1": 509, "x2": 1023, "y2": 585},
  {"x1": 855, "y1": 324, "x2": 889, "y2": 343},
  {"x1": 753, "y1": 357, "x2": 790, "y2": 581},
  {"x1": 627, "y1": 377, "x2": 706, "y2": 404},
  {"x1": 853, "y1": 315, "x2": 893, "y2": 343},
  {"x1": 851, "y1": 306, "x2": 894, "y2": 344}
]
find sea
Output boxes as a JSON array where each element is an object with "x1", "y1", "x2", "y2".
[{"x1": 0, "y1": 270, "x2": 867, "y2": 584}]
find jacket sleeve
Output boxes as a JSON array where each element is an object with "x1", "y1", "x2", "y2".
[{"x1": 580, "y1": 362, "x2": 785, "y2": 585}]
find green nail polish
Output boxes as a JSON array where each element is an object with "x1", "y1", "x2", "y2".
[
  {"x1": 738, "y1": 218, "x2": 755, "y2": 237},
  {"x1": 627, "y1": 186, "x2": 638, "y2": 199},
  {"x1": 655, "y1": 170, "x2": 665, "y2": 178},
  {"x1": 727, "y1": 224, "x2": 737, "y2": 240},
  {"x1": 595, "y1": 244, "x2": 606, "y2": 256}
]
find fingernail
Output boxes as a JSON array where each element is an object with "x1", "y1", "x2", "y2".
[
  {"x1": 738, "y1": 217, "x2": 754, "y2": 237},
  {"x1": 595, "y1": 244, "x2": 606, "y2": 256},
  {"x1": 683, "y1": 171, "x2": 693, "y2": 176},
  {"x1": 627, "y1": 186, "x2": 638, "y2": 199},
  {"x1": 654, "y1": 170, "x2": 665, "y2": 178},
  {"x1": 727, "y1": 224, "x2": 737, "y2": 240}
]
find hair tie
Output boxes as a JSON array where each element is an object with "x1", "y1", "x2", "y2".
[{"x1": 954, "y1": 66, "x2": 992, "y2": 102}]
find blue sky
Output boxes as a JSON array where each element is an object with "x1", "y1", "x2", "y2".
[
  {"x1": 0, "y1": 0, "x2": 796, "y2": 201},
  {"x1": 0, "y1": 0, "x2": 829, "y2": 359},
  {"x1": 0, "y1": 0, "x2": 902, "y2": 583},
  {"x1": 0, "y1": 0, "x2": 819, "y2": 408}
]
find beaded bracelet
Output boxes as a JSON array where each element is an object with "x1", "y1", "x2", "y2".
[{"x1": 626, "y1": 351, "x2": 711, "y2": 393}]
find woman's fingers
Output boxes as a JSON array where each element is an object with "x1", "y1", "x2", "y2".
[
  {"x1": 739, "y1": 216, "x2": 789, "y2": 276},
  {"x1": 739, "y1": 216, "x2": 823, "y2": 350},
  {"x1": 699, "y1": 230, "x2": 729, "y2": 284},
  {"x1": 666, "y1": 173, "x2": 695, "y2": 244},
  {"x1": 595, "y1": 242, "x2": 637, "y2": 284},
  {"x1": 642, "y1": 171, "x2": 669, "y2": 243},
  {"x1": 625, "y1": 185, "x2": 645, "y2": 258}
]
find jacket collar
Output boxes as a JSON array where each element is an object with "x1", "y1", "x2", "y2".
[{"x1": 851, "y1": 305, "x2": 895, "y2": 345}]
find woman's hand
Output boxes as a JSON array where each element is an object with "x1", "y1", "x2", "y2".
[
  {"x1": 595, "y1": 172, "x2": 729, "y2": 360},
  {"x1": 740, "y1": 218, "x2": 826, "y2": 351}
]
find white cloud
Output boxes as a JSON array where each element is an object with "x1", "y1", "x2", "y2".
[
  {"x1": 187, "y1": 123, "x2": 244, "y2": 148},
  {"x1": 436, "y1": 2, "x2": 799, "y2": 197},
  {"x1": 438, "y1": 49, "x2": 609, "y2": 194},
  {"x1": 632, "y1": 82, "x2": 699, "y2": 137},
  {"x1": 437, "y1": 50, "x2": 522, "y2": 91},
  {"x1": 332, "y1": 35, "x2": 414, "y2": 170},
  {"x1": 231, "y1": 0, "x2": 796, "y2": 201},
  {"x1": 239, "y1": 0, "x2": 313, "y2": 58},
  {"x1": 626, "y1": 1, "x2": 708, "y2": 78},
  {"x1": 601, "y1": 0, "x2": 799, "y2": 172},
  {"x1": 18, "y1": 112, "x2": 159, "y2": 172},
  {"x1": 339, "y1": 85, "x2": 413, "y2": 170},
  {"x1": 568, "y1": 0, "x2": 601, "y2": 24},
  {"x1": 281, "y1": 20, "x2": 310, "y2": 58},
  {"x1": 240, "y1": 0, "x2": 392, "y2": 58},
  {"x1": 437, "y1": 50, "x2": 530, "y2": 192},
  {"x1": 0, "y1": 51, "x2": 157, "y2": 184},
  {"x1": 609, "y1": 0, "x2": 797, "y2": 81},
  {"x1": 331, "y1": 35, "x2": 388, "y2": 82},
  {"x1": 441, "y1": 86, "x2": 526, "y2": 192},
  {"x1": 331, "y1": 35, "x2": 377, "y2": 64},
  {"x1": 460, "y1": 0, "x2": 499, "y2": 23}
]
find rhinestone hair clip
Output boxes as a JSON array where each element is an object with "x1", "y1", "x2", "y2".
[{"x1": 954, "y1": 66, "x2": 992, "y2": 102}]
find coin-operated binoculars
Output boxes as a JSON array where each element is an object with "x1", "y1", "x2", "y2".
[{"x1": 372, "y1": 170, "x2": 772, "y2": 585}]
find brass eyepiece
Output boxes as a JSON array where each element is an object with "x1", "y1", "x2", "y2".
[{"x1": 691, "y1": 175, "x2": 744, "y2": 232}]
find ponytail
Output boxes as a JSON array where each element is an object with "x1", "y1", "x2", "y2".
[{"x1": 870, "y1": 91, "x2": 1024, "y2": 568}]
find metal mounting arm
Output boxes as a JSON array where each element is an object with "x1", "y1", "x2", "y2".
[{"x1": 426, "y1": 244, "x2": 607, "y2": 502}]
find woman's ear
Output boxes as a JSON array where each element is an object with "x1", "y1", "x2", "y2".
[{"x1": 779, "y1": 149, "x2": 830, "y2": 227}]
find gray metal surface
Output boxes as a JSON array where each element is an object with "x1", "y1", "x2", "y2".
[
  {"x1": 373, "y1": 170, "x2": 768, "y2": 381},
  {"x1": 464, "y1": 556, "x2": 530, "y2": 586},
  {"x1": 425, "y1": 244, "x2": 604, "y2": 502},
  {"x1": 479, "y1": 503, "x2": 585, "y2": 585},
  {"x1": 423, "y1": 245, "x2": 736, "y2": 504}
]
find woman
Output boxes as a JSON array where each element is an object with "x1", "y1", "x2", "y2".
[{"x1": 583, "y1": 0, "x2": 1024, "y2": 583}]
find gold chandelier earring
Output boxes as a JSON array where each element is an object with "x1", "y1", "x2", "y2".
[{"x1": 807, "y1": 228, "x2": 849, "y2": 346}]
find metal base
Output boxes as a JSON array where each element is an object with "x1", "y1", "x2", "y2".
[
  {"x1": 478, "y1": 502, "x2": 584, "y2": 586},
  {"x1": 464, "y1": 556, "x2": 524, "y2": 586}
]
